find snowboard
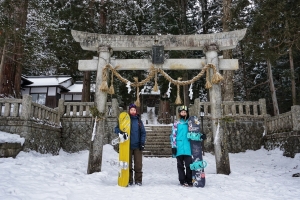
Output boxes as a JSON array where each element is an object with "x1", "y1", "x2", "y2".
[
  {"x1": 117, "y1": 112, "x2": 131, "y2": 187},
  {"x1": 188, "y1": 116, "x2": 206, "y2": 188}
]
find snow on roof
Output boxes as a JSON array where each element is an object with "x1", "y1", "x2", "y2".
[
  {"x1": 66, "y1": 83, "x2": 96, "y2": 93},
  {"x1": 26, "y1": 76, "x2": 72, "y2": 86}
]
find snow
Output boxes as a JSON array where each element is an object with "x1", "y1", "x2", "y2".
[
  {"x1": 26, "y1": 77, "x2": 72, "y2": 86},
  {"x1": 0, "y1": 142, "x2": 299, "y2": 199},
  {"x1": 0, "y1": 131, "x2": 25, "y2": 145},
  {"x1": 67, "y1": 83, "x2": 96, "y2": 93}
]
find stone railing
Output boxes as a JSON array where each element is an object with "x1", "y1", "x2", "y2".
[
  {"x1": 61, "y1": 101, "x2": 94, "y2": 117},
  {"x1": 265, "y1": 105, "x2": 300, "y2": 135},
  {"x1": 58, "y1": 99, "x2": 121, "y2": 118},
  {"x1": 190, "y1": 98, "x2": 267, "y2": 117},
  {"x1": 0, "y1": 98, "x2": 22, "y2": 117},
  {"x1": 265, "y1": 111, "x2": 292, "y2": 134},
  {"x1": 0, "y1": 95, "x2": 59, "y2": 126},
  {"x1": 23, "y1": 95, "x2": 59, "y2": 126}
]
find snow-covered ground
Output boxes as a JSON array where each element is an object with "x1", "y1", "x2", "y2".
[{"x1": 0, "y1": 129, "x2": 299, "y2": 200}]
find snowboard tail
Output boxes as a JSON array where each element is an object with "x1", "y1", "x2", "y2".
[{"x1": 118, "y1": 112, "x2": 131, "y2": 187}]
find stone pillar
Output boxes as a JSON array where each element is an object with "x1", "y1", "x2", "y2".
[
  {"x1": 205, "y1": 45, "x2": 231, "y2": 175},
  {"x1": 21, "y1": 94, "x2": 32, "y2": 120},
  {"x1": 291, "y1": 105, "x2": 300, "y2": 131},
  {"x1": 57, "y1": 99, "x2": 65, "y2": 124},
  {"x1": 259, "y1": 98, "x2": 267, "y2": 116},
  {"x1": 87, "y1": 47, "x2": 110, "y2": 174},
  {"x1": 111, "y1": 98, "x2": 120, "y2": 118}
]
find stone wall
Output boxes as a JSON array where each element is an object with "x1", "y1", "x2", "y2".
[
  {"x1": 0, "y1": 143, "x2": 22, "y2": 158},
  {"x1": 60, "y1": 117, "x2": 93, "y2": 152},
  {"x1": 200, "y1": 117, "x2": 265, "y2": 153},
  {"x1": 263, "y1": 106, "x2": 300, "y2": 158},
  {"x1": 59, "y1": 98, "x2": 120, "y2": 153},
  {"x1": 1, "y1": 97, "x2": 299, "y2": 158},
  {"x1": 0, "y1": 118, "x2": 61, "y2": 155},
  {"x1": 264, "y1": 132, "x2": 300, "y2": 158}
]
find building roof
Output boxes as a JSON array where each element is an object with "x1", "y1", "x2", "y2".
[
  {"x1": 21, "y1": 76, "x2": 33, "y2": 86},
  {"x1": 63, "y1": 81, "x2": 95, "y2": 93},
  {"x1": 24, "y1": 76, "x2": 72, "y2": 86}
]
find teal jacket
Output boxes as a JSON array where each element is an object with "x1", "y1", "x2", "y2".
[{"x1": 170, "y1": 118, "x2": 191, "y2": 157}]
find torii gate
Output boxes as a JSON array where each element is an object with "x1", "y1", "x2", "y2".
[{"x1": 71, "y1": 29, "x2": 247, "y2": 175}]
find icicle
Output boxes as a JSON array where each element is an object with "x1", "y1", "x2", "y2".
[
  {"x1": 166, "y1": 82, "x2": 172, "y2": 98},
  {"x1": 91, "y1": 116, "x2": 97, "y2": 141},
  {"x1": 126, "y1": 81, "x2": 132, "y2": 94},
  {"x1": 189, "y1": 83, "x2": 193, "y2": 100},
  {"x1": 214, "y1": 119, "x2": 220, "y2": 145}
]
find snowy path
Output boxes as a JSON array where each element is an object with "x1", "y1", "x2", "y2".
[{"x1": 0, "y1": 145, "x2": 299, "y2": 200}]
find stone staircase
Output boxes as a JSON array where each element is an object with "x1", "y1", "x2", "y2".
[{"x1": 143, "y1": 125, "x2": 172, "y2": 157}]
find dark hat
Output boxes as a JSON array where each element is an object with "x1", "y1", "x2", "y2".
[{"x1": 129, "y1": 103, "x2": 137, "y2": 110}]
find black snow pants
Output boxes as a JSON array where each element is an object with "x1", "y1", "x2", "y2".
[{"x1": 176, "y1": 155, "x2": 192, "y2": 184}]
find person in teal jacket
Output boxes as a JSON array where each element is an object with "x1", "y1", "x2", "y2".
[{"x1": 170, "y1": 105, "x2": 192, "y2": 186}]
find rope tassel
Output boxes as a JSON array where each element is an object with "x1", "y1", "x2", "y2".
[
  {"x1": 99, "y1": 65, "x2": 109, "y2": 92},
  {"x1": 108, "y1": 70, "x2": 115, "y2": 94},
  {"x1": 152, "y1": 69, "x2": 159, "y2": 92},
  {"x1": 134, "y1": 77, "x2": 141, "y2": 107},
  {"x1": 175, "y1": 77, "x2": 182, "y2": 105},
  {"x1": 205, "y1": 69, "x2": 212, "y2": 89}
]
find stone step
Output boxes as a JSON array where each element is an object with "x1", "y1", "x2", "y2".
[
  {"x1": 141, "y1": 125, "x2": 173, "y2": 157},
  {"x1": 144, "y1": 147, "x2": 171, "y2": 153},
  {"x1": 146, "y1": 132, "x2": 170, "y2": 135},
  {"x1": 143, "y1": 154, "x2": 172, "y2": 158},
  {"x1": 145, "y1": 141, "x2": 171, "y2": 145},
  {"x1": 145, "y1": 126, "x2": 172, "y2": 131},
  {"x1": 146, "y1": 135, "x2": 169, "y2": 139}
]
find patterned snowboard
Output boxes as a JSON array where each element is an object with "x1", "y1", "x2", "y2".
[
  {"x1": 188, "y1": 116, "x2": 206, "y2": 188},
  {"x1": 118, "y1": 112, "x2": 131, "y2": 187}
]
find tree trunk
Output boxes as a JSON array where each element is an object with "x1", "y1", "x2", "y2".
[
  {"x1": 221, "y1": 0, "x2": 234, "y2": 101},
  {"x1": 200, "y1": 0, "x2": 209, "y2": 33},
  {"x1": 267, "y1": 59, "x2": 279, "y2": 115},
  {"x1": 82, "y1": 71, "x2": 91, "y2": 102},
  {"x1": 0, "y1": 0, "x2": 28, "y2": 98},
  {"x1": 177, "y1": 0, "x2": 188, "y2": 34},
  {"x1": 289, "y1": 47, "x2": 296, "y2": 105},
  {"x1": 14, "y1": 0, "x2": 29, "y2": 98},
  {"x1": 0, "y1": 39, "x2": 7, "y2": 96},
  {"x1": 99, "y1": 0, "x2": 107, "y2": 34}
]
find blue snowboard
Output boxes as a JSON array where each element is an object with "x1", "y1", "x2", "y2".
[{"x1": 188, "y1": 116, "x2": 206, "y2": 188}]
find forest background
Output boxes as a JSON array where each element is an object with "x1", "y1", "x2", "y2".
[{"x1": 0, "y1": 0, "x2": 299, "y2": 116}]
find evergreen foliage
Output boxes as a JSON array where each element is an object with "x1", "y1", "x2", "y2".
[{"x1": 0, "y1": 0, "x2": 299, "y2": 114}]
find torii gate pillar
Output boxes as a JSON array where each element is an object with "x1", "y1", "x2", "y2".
[
  {"x1": 87, "y1": 47, "x2": 110, "y2": 174},
  {"x1": 205, "y1": 45, "x2": 230, "y2": 175}
]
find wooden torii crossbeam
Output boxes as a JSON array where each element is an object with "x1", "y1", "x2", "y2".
[{"x1": 71, "y1": 29, "x2": 247, "y2": 175}]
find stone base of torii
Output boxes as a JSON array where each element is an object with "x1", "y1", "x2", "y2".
[{"x1": 71, "y1": 29, "x2": 247, "y2": 175}]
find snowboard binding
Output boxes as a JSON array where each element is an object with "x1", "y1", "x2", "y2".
[
  {"x1": 187, "y1": 132, "x2": 204, "y2": 141},
  {"x1": 190, "y1": 160, "x2": 207, "y2": 171},
  {"x1": 111, "y1": 132, "x2": 129, "y2": 145}
]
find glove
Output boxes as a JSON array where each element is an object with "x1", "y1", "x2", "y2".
[
  {"x1": 201, "y1": 134, "x2": 207, "y2": 140},
  {"x1": 119, "y1": 131, "x2": 128, "y2": 140},
  {"x1": 172, "y1": 148, "x2": 177, "y2": 155},
  {"x1": 140, "y1": 144, "x2": 145, "y2": 151}
]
